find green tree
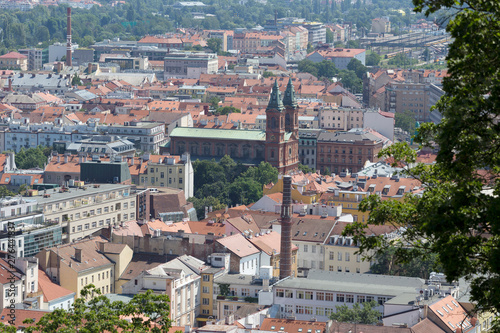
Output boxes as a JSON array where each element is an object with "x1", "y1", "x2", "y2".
[
  {"x1": 227, "y1": 177, "x2": 262, "y2": 206},
  {"x1": 24, "y1": 285, "x2": 171, "y2": 332},
  {"x1": 209, "y1": 96, "x2": 221, "y2": 109},
  {"x1": 394, "y1": 110, "x2": 416, "y2": 134},
  {"x1": 366, "y1": 52, "x2": 381, "y2": 66},
  {"x1": 207, "y1": 37, "x2": 222, "y2": 54},
  {"x1": 316, "y1": 60, "x2": 338, "y2": 79},
  {"x1": 216, "y1": 106, "x2": 241, "y2": 115},
  {"x1": 262, "y1": 71, "x2": 275, "y2": 78},
  {"x1": 388, "y1": 53, "x2": 418, "y2": 67},
  {"x1": 326, "y1": 27, "x2": 334, "y2": 43},
  {"x1": 298, "y1": 59, "x2": 319, "y2": 77},
  {"x1": 0, "y1": 186, "x2": 15, "y2": 197},
  {"x1": 337, "y1": 70, "x2": 362, "y2": 94},
  {"x1": 330, "y1": 300, "x2": 380, "y2": 324},
  {"x1": 188, "y1": 196, "x2": 225, "y2": 220},
  {"x1": 192, "y1": 159, "x2": 226, "y2": 189},
  {"x1": 72, "y1": 73, "x2": 82, "y2": 86},
  {"x1": 347, "y1": 58, "x2": 368, "y2": 80},
  {"x1": 298, "y1": 163, "x2": 314, "y2": 174},
  {"x1": 344, "y1": 0, "x2": 500, "y2": 323},
  {"x1": 15, "y1": 146, "x2": 49, "y2": 169},
  {"x1": 241, "y1": 161, "x2": 279, "y2": 186},
  {"x1": 370, "y1": 246, "x2": 443, "y2": 279}
]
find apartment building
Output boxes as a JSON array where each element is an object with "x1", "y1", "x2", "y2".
[
  {"x1": 316, "y1": 129, "x2": 388, "y2": 174},
  {"x1": 301, "y1": 22, "x2": 327, "y2": 45},
  {"x1": 164, "y1": 52, "x2": 218, "y2": 79},
  {"x1": 0, "y1": 196, "x2": 63, "y2": 258},
  {"x1": 104, "y1": 122, "x2": 166, "y2": 154},
  {"x1": 0, "y1": 52, "x2": 28, "y2": 71},
  {"x1": 307, "y1": 48, "x2": 366, "y2": 70},
  {"x1": 139, "y1": 153, "x2": 194, "y2": 199},
  {"x1": 18, "y1": 48, "x2": 43, "y2": 71},
  {"x1": 298, "y1": 129, "x2": 321, "y2": 170},
  {"x1": 0, "y1": 258, "x2": 24, "y2": 309},
  {"x1": 364, "y1": 69, "x2": 448, "y2": 122},
  {"x1": 318, "y1": 107, "x2": 364, "y2": 130},
  {"x1": 35, "y1": 184, "x2": 136, "y2": 243},
  {"x1": 37, "y1": 237, "x2": 123, "y2": 298},
  {"x1": 371, "y1": 17, "x2": 391, "y2": 33},
  {"x1": 272, "y1": 270, "x2": 425, "y2": 321},
  {"x1": 289, "y1": 217, "x2": 338, "y2": 276},
  {"x1": 323, "y1": 222, "x2": 397, "y2": 274},
  {"x1": 121, "y1": 255, "x2": 203, "y2": 327}
]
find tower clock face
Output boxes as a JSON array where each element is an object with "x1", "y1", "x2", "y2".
[{"x1": 271, "y1": 135, "x2": 276, "y2": 141}]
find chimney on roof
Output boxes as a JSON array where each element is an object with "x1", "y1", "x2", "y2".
[
  {"x1": 64, "y1": 154, "x2": 68, "y2": 163},
  {"x1": 75, "y1": 248, "x2": 82, "y2": 262},
  {"x1": 8, "y1": 78, "x2": 12, "y2": 92},
  {"x1": 57, "y1": 155, "x2": 60, "y2": 163}
]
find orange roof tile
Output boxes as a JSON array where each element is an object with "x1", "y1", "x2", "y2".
[{"x1": 38, "y1": 269, "x2": 75, "y2": 302}]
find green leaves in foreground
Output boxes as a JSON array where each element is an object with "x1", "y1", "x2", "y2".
[{"x1": 23, "y1": 285, "x2": 171, "y2": 333}]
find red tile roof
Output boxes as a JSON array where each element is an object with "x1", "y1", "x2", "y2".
[{"x1": 38, "y1": 269, "x2": 75, "y2": 302}]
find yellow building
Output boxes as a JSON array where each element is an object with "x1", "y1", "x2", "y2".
[
  {"x1": 323, "y1": 221, "x2": 398, "y2": 274},
  {"x1": 263, "y1": 172, "x2": 340, "y2": 204},
  {"x1": 37, "y1": 237, "x2": 133, "y2": 298},
  {"x1": 198, "y1": 267, "x2": 226, "y2": 326},
  {"x1": 319, "y1": 189, "x2": 370, "y2": 222}
]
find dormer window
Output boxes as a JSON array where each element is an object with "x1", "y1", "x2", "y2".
[{"x1": 382, "y1": 185, "x2": 390, "y2": 195}]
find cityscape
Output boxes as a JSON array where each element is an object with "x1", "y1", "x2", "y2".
[{"x1": 0, "y1": 0, "x2": 497, "y2": 331}]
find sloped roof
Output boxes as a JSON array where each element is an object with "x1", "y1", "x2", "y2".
[
  {"x1": 216, "y1": 233, "x2": 259, "y2": 258},
  {"x1": 38, "y1": 269, "x2": 75, "y2": 302}
]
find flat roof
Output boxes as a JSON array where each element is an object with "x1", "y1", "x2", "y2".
[
  {"x1": 34, "y1": 184, "x2": 132, "y2": 205},
  {"x1": 170, "y1": 127, "x2": 266, "y2": 141}
]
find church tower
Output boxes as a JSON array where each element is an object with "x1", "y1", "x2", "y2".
[{"x1": 265, "y1": 79, "x2": 299, "y2": 174}]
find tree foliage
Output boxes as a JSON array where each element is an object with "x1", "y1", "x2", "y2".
[
  {"x1": 344, "y1": 0, "x2": 500, "y2": 326},
  {"x1": 24, "y1": 285, "x2": 172, "y2": 333},
  {"x1": 370, "y1": 246, "x2": 443, "y2": 279},
  {"x1": 298, "y1": 59, "x2": 338, "y2": 79},
  {"x1": 0, "y1": 186, "x2": 15, "y2": 197},
  {"x1": 188, "y1": 156, "x2": 278, "y2": 219},
  {"x1": 15, "y1": 146, "x2": 51, "y2": 169},
  {"x1": 366, "y1": 52, "x2": 382, "y2": 66},
  {"x1": 330, "y1": 300, "x2": 381, "y2": 324},
  {"x1": 395, "y1": 110, "x2": 416, "y2": 134}
]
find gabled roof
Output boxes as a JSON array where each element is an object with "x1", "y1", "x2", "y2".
[
  {"x1": 146, "y1": 220, "x2": 192, "y2": 234},
  {"x1": 429, "y1": 295, "x2": 474, "y2": 333},
  {"x1": 225, "y1": 215, "x2": 260, "y2": 234},
  {"x1": 291, "y1": 215, "x2": 337, "y2": 242},
  {"x1": 247, "y1": 230, "x2": 297, "y2": 255},
  {"x1": 38, "y1": 269, "x2": 75, "y2": 302},
  {"x1": 0, "y1": 51, "x2": 27, "y2": 59},
  {"x1": 216, "y1": 233, "x2": 259, "y2": 258}
]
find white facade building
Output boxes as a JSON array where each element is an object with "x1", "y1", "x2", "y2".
[
  {"x1": 121, "y1": 255, "x2": 202, "y2": 327},
  {"x1": 273, "y1": 270, "x2": 426, "y2": 321}
]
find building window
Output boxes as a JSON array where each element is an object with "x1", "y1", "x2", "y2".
[
  {"x1": 338, "y1": 252, "x2": 342, "y2": 261},
  {"x1": 305, "y1": 291, "x2": 313, "y2": 300},
  {"x1": 346, "y1": 294, "x2": 354, "y2": 303},
  {"x1": 296, "y1": 291, "x2": 304, "y2": 299},
  {"x1": 202, "y1": 298, "x2": 210, "y2": 305},
  {"x1": 357, "y1": 295, "x2": 366, "y2": 303},
  {"x1": 276, "y1": 289, "x2": 284, "y2": 297},
  {"x1": 303, "y1": 245, "x2": 308, "y2": 252},
  {"x1": 202, "y1": 275, "x2": 210, "y2": 282},
  {"x1": 337, "y1": 294, "x2": 345, "y2": 303}
]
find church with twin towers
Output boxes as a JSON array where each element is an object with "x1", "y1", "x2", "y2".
[{"x1": 168, "y1": 78, "x2": 299, "y2": 174}]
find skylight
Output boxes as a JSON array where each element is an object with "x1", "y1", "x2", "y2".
[{"x1": 437, "y1": 310, "x2": 444, "y2": 316}]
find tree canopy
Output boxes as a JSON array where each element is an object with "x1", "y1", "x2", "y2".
[
  {"x1": 189, "y1": 156, "x2": 278, "y2": 219},
  {"x1": 23, "y1": 285, "x2": 172, "y2": 333},
  {"x1": 345, "y1": 0, "x2": 500, "y2": 326},
  {"x1": 15, "y1": 146, "x2": 51, "y2": 169},
  {"x1": 395, "y1": 110, "x2": 416, "y2": 134},
  {"x1": 330, "y1": 300, "x2": 381, "y2": 325}
]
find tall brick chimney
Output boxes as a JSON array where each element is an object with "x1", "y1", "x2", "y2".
[
  {"x1": 279, "y1": 175, "x2": 293, "y2": 279},
  {"x1": 66, "y1": 7, "x2": 72, "y2": 67}
]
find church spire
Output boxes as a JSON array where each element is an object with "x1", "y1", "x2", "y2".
[
  {"x1": 282, "y1": 78, "x2": 297, "y2": 108},
  {"x1": 266, "y1": 79, "x2": 284, "y2": 111}
]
